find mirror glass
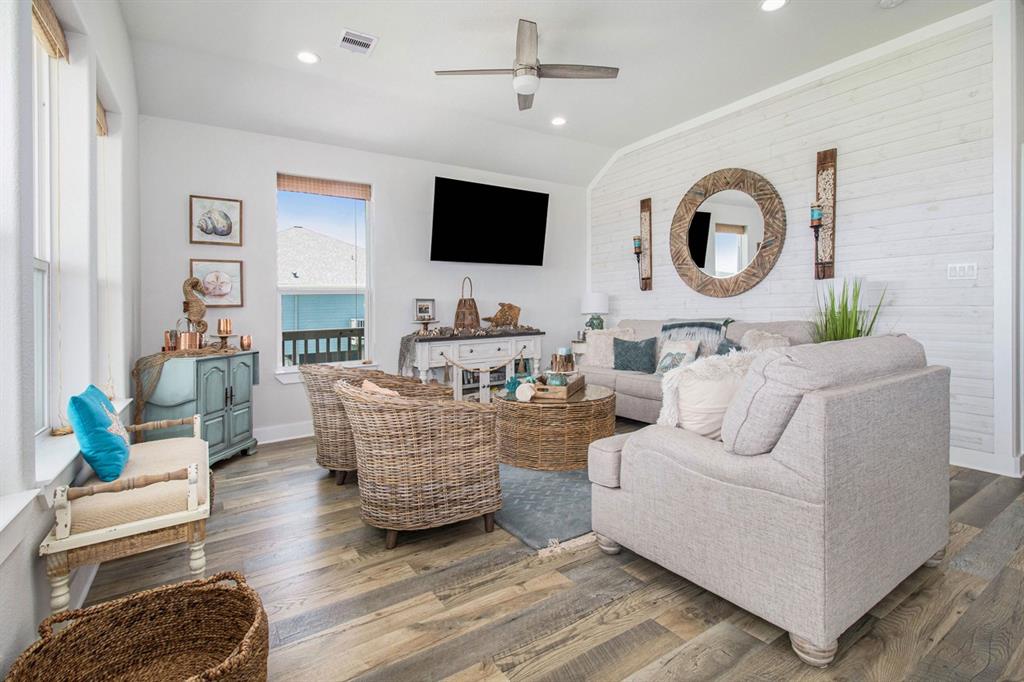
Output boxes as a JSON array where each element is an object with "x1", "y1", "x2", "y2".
[{"x1": 686, "y1": 189, "x2": 764, "y2": 278}]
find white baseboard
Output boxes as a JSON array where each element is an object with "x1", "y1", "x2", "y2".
[
  {"x1": 254, "y1": 420, "x2": 313, "y2": 445},
  {"x1": 951, "y1": 447, "x2": 1023, "y2": 478}
]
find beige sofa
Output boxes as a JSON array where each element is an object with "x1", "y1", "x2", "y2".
[
  {"x1": 588, "y1": 335, "x2": 950, "y2": 667},
  {"x1": 580, "y1": 319, "x2": 814, "y2": 423}
]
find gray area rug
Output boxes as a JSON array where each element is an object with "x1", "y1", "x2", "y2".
[
  {"x1": 494, "y1": 418, "x2": 645, "y2": 550},
  {"x1": 494, "y1": 464, "x2": 592, "y2": 550}
]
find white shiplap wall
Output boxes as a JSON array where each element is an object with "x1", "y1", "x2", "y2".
[{"x1": 589, "y1": 20, "x2": 994, "y2": 468}]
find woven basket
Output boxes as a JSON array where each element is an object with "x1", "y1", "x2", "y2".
[
  {"x1": 453, "y1": 276, "x2": 481, "y2": 331},
  {"x1": 5, "y1": 572, "x2": 268, "y2": 682}
]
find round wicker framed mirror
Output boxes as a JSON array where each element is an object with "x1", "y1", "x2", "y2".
[{"x1": 669, "y1": 168, "x2": 786, "y2": 298}]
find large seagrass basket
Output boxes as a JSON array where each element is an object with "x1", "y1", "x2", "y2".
[{"x1": 5, "y1": 572, "x2": 268, "y2": 682}]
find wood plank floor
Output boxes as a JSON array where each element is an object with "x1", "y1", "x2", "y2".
[{"x1": 88, "y1": 431, "x2": 1024, "y2": 681}]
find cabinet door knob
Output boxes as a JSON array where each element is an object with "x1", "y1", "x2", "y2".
[{"x1": 468, "y1": 349, "x2": 474, "y2": 353}]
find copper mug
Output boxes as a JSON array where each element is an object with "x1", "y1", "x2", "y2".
[
  {"x1": 179, "y1": 331, "x2": 202, "y2": 350},
  {"x1": 240, "y1": 335, "x2": 252, "y2": 351}
]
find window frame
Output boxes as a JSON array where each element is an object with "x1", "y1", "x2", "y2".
[
  {"x1": 32, "y1": 40, "x2": 56, "y2": 438},
  {"x1": 274, "y1": 188, "x2": 373, "y2": 376}
]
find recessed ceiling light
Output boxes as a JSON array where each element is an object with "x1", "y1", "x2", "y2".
[
  {"x1": 297, "y1": 51, "x2": 320, "y2": 64},
  {"x1": 760, "y1": 0, "x2": 787, "y2": 11},
  {"x1": 551, "y1": 116, "x2": 567, "y2": 126}
]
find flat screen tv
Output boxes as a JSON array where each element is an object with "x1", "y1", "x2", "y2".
[{"x1": 430, "y1": 177, "x2": 549, "y2": 266}]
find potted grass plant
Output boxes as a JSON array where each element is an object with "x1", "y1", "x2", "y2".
[{"x1": 812, "y1": 279, "x2": 886, "y2": 342}]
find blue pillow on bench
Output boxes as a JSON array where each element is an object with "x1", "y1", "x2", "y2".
[{"x1": 67, "y1": 385, "x2": 130, "y2": 482}]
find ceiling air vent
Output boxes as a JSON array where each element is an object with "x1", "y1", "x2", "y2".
[{"x1": 339, "y1": 29, "x2": 378, "y2": 55}]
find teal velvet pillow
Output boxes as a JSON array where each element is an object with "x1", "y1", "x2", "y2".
[
  {"x1": 613, "y1": 336, "x2": 658, "y2": 374},
  {"x1": 67, "y1": 385, "x2": 129, "y2": 482}
]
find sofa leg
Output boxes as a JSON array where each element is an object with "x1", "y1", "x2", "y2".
[
  {"x1": 924, "y1": 546, "x2": 947, "y2": 568},
  {"x1": 483, "y1": 512, "x2": 495, "y2": 533},
  {"x1": 595, "y1": 533, "x2": 621, "y2": 555},
  {"x1": 790, "y1": 634, "x2": 838, "y2": 667},
  {"x1": 385, "y1": 529, "x2": 399, "y2": 549}
]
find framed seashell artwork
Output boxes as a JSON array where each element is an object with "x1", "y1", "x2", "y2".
[
  {"x1": 189, "y1": 258, "x2": 244, "y2": 307},
  {"x1": 189, "y1": 194, "x2": 243, "y2": 246}
]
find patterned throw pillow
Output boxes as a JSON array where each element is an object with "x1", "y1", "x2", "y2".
[
  {"x1": 659, "y1": 319, "x2": 734, "y2": 358},
  {"x1": 68, "y1": 384, "x2": 130, "y2": 482},
  {"x1": 583, "y1": 327, "x2": 636, "y2": 368},
  {"x1": 613, "y1": 337, "x2": 658, "y2": 374},
  {"x1": 656, "y1": 339, "x2": 700, "y2": 375}
]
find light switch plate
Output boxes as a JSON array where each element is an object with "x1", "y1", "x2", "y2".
[{"x1": 947, "y1": 263, "x2": 978, "y2": 280}]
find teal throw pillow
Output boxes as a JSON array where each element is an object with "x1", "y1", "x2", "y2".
[
  {"x1": 613, "y1": 337, "x2": 658, "y2": 374},
  {"x1": 67, "y1": 385, "x2": 130, "y2": 482}
]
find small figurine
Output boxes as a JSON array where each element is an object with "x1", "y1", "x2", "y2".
[{"x1": 483, "y1": 302, "x2": 521, "y2": 328}]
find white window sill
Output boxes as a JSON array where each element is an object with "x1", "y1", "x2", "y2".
[
  {"x1": 275, "y1": 362, "x2": 378, "y2": 385},
  {"x1": 0, "y1": 489, "x2": 39, "y2": 564},
  {"x1": 34, "y1": 397, "x2": 134, "y2": 488}
]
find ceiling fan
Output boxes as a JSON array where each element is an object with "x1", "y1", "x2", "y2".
[{"x1": 434, "y1": 19, "x2": 619, "y2": 111}]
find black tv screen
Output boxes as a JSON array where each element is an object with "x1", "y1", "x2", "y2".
[{"x1": 430, "y1": 177, "x2": 548, "y2": 266}]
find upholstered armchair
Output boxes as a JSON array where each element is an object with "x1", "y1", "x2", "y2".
[
  {"x1": 334, "y1": 379, "x2": 500, "y2": 548},
  {"x1": 299, "y1": 365, "x2": 451, "y2": 484}
]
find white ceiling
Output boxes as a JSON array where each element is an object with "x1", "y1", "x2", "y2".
[{"x1": 120, "y1": 0, "x2": 983, "y2": 185}]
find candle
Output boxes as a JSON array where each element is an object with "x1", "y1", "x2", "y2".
[{"x1": 218, "y1": 318, "x2": 232, "y2": 335}]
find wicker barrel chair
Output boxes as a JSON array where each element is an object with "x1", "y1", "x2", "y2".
[
  {"x1": 299, "y1": 365, "x2": 452, "y2": 484},
  {"x1": 334, "y1": 379, "x2": 500, "y2": 549}
]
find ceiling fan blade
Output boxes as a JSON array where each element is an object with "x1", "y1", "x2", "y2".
[
  {"x1": 516, "y1": 19, "x2": 538, "y2": 65},
  {"x1": 517, "y1": 93, "x2": 534, "y2": 111},
  {"x1": 538, "y1": 64, "x2": 619, "y2": 79},
  {"x1": 434, "y1": 69, "x2": 514, "y2": 76}
]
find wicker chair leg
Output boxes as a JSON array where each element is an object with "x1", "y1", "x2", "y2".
[
  {"x1": 385, "y1": 529, "x2": 399, "y2": 550},
  {"x1": 336, "y1": 470, "x2": 349, "y2": 485},
  {"x1": 484, "y1": 512, "x2": 495, "y2": 533}
]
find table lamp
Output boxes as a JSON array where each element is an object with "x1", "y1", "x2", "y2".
[{"x1": 581, "y1": 292, "x2": 609, "y2": 330}]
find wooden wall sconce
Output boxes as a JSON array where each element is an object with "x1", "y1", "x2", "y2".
[
  {"x1": 813, "y1": 148, "x2": 837, "y2": 279},
  {"x1": 634, "y1": 198, "x2": 653, "y2": 291}
]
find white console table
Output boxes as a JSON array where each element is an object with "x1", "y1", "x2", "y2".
[{"x1": 412, "y1": 332, "x2": 544, "y2": 404}]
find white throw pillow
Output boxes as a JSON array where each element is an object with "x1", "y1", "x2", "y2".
[
  {"x1": 658, "y1": 351, "x2": 758, "y2": 440},
  {"x1": 740, "y1": 329, "x2": 791, "y2": 351},
  {"x1": 656, "y1": 339, "x2": 700, "y2": 375},
  {"x1": 583, "y1": 327, "x2": 635, "y2": 368}
]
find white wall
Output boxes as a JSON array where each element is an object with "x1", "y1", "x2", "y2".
[
  {"x1": 139, "y1": 116, "x2": 587, "y2": 442},
  {"x1": 590, "y1": 17, "x2": 1007, "y2": 473},
  {"x1": 1, "y1": 1, "x2": 140, "y2": 673}
]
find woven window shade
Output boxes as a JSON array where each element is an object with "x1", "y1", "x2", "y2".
[
  {"x1": 716, "y1": 223, "x2": 746, "y2": 235},
  {"x1": 32, "y1": 0, "x2": 68, "y2": 60},
  {"x1": 96, "y1": 98, "x2": 108, "y2": 136},
  {"x1": 277, "y1": 173, "x2": 371, "y2": 201}
]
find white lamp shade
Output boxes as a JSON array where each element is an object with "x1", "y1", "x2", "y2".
[{"x1": 581, "y1": 292, "x2": 609, "y2": 315}]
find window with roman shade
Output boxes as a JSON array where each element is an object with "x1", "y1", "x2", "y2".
[{"x1": 276, "y1": 174, "x2": 372, "y2": 367}]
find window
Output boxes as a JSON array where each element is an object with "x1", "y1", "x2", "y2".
[
  {"x1": 276, "y1": 174, "x2": 371, "y2": 367},
  {"x1": 32, "y1": 40, "x2": 55, "y2": 435},
  {"x1": 714, "y1": 224, "x2": 746, "y2": 277}
]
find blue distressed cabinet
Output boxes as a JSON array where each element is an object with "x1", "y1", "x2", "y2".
[{"x1": 141, "y1": 351, "x2": 259, "y2": 464}]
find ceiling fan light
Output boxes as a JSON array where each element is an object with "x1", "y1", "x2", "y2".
[
  {"x1": 297, "y1": 51, "x2": 320, "y2": 64},
  {"x1": 551, "y1": 116, "x2": 566, "y2": 126},
  {"x1": 760, "y1": 0, "x2": 787, "y2": 11},
  {"x1": 513, "y1": 73, "x2": 540, "y2": 95}
]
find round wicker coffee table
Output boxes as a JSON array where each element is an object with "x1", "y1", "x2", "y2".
[{"x1": 496, "y1": 385, "x2": 616, "y2": 471}]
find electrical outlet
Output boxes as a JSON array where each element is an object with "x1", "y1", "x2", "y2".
[{"x1": 947, "y1": 263, "x2": 978, "y2": 280}]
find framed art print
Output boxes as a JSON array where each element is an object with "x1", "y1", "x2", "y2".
[
  {"x1": 190, "y1": 195, "x2": 243, "y2": 246},
  {"x1": 190, "y1": 258, "x2": 244, "y2": 307}
]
